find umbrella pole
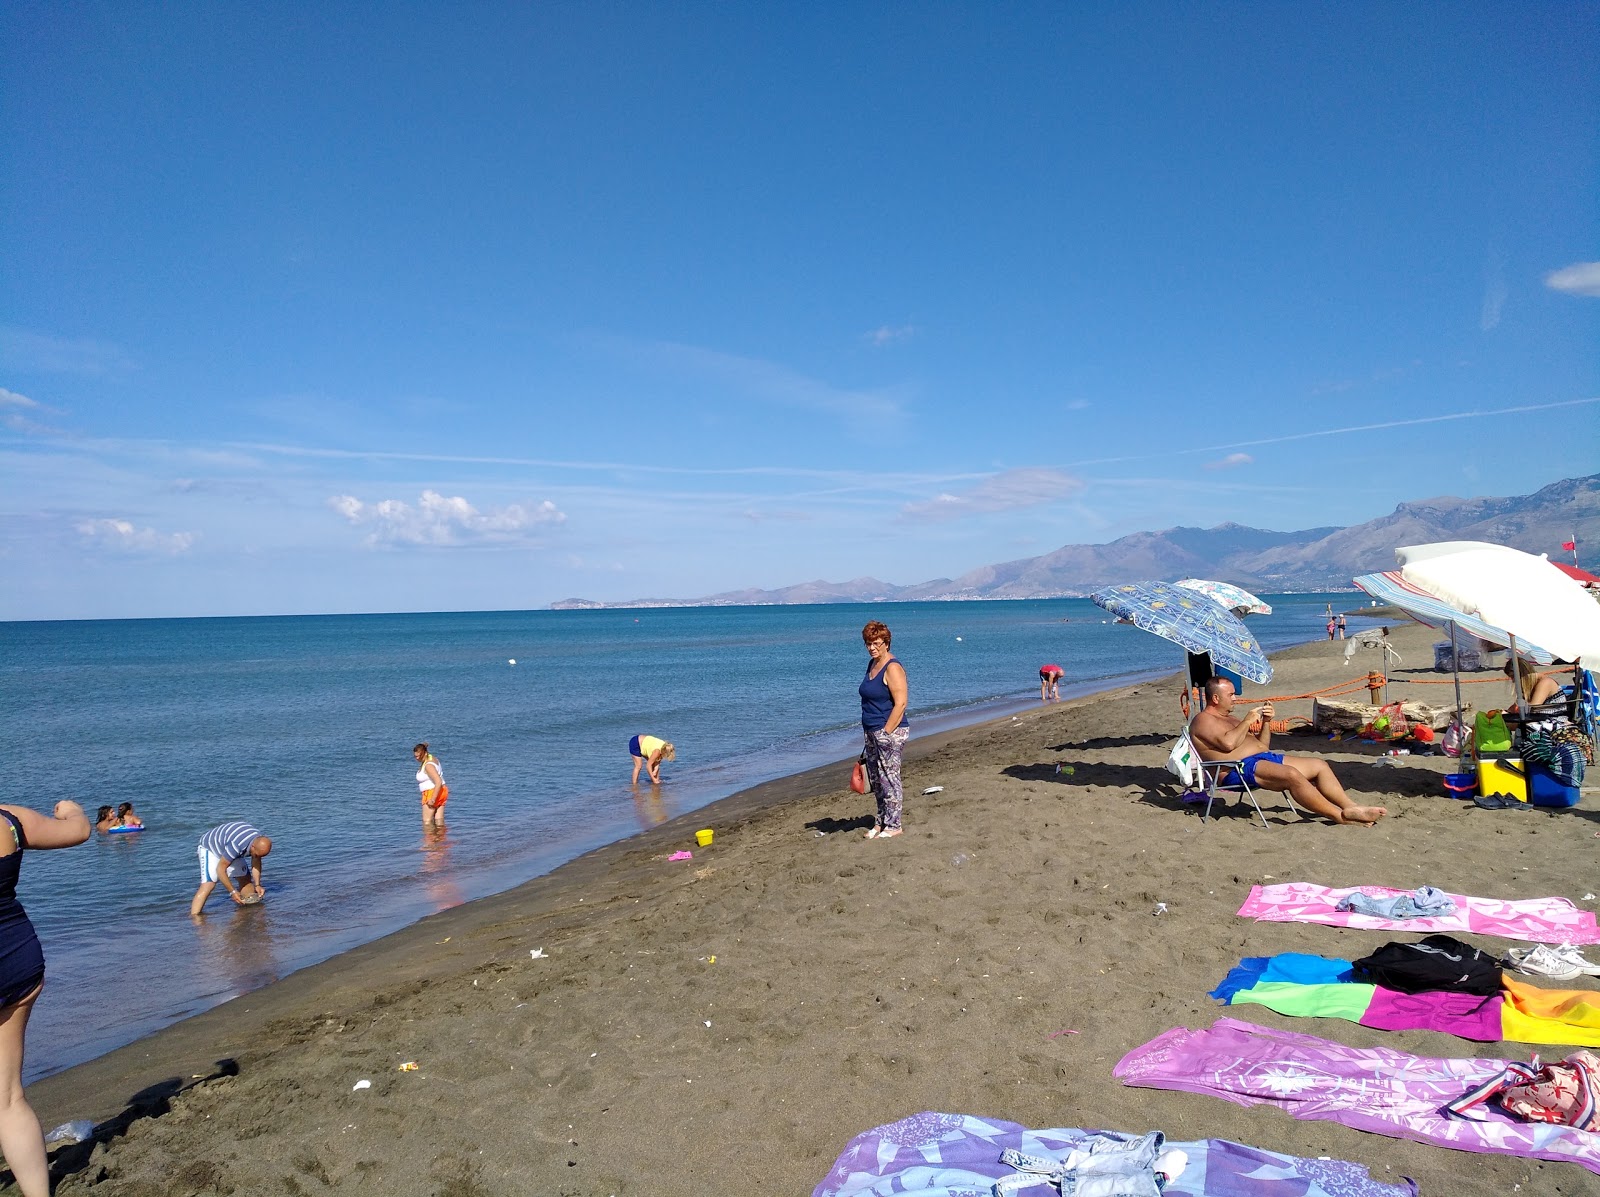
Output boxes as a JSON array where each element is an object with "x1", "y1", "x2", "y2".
[
  {"x1": 1509, "y1": 636, "x2": 1524, "y2": 725},
  {"x1": 1447, "y1": 621, "x2": 1465, "y2": 727}
]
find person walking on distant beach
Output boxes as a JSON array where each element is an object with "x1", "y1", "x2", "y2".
[
  {"x1": 1039, "y1": 663, "x2": 1064, "y2": 702},
  {"x1": 1336, "y1": 614, "x2": 1346, "y2": 640},
  {"x1": 1326, "y1": 618, "x2": 1337, "y2": 640},
  {"x1": 629, "y1": 735, "x2": 675, "y2": 786},
  {"x1": 1190, "y1": 678, "x2": 1386, "y2": 825},
  {"x1": 190, "y1": 821, "x2": 271, "y2": 916},
  {"x1": 0, "y1": 798, "x2": 89, "y2": 1197},
  {"x1": 859, "y1": 621, "x2": 909, "y2": 839},
  {"x1": 414, "y1": 743, "x2": 449, "y2": 828}
]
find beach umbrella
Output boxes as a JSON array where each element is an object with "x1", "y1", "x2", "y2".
[
  {"x1": 1089, "y1": 580, "x2": 1273, "y2": 684},
  {"x1": 1174, "y1": 578, "x2": 1273, "y2": 617},
  {"x1": 1553, "y1": 562, "x2": 1600, "y2": 589},
  {"x1": 1394, "y1": 542, "x2": 1600, "y2": 671}
]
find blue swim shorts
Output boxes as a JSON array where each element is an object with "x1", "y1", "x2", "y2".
[{"x1": 1225, "y1": 751, "x2": 1283, "y2": 788}]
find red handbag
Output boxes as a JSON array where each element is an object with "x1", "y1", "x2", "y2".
[{"x1": 850, "y1": 761, "x2": 868, "y2": 794}]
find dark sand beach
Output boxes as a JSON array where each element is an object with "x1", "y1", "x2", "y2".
[{"x1": 26, "y1": 621, "x2": 1600, "y2": 1196}]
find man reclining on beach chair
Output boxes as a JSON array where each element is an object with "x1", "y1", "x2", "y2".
[{"x1": 1190, "y1": 677, "x2": 1387, "y2": 826}]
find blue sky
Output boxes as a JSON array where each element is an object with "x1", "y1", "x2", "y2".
[{"x1": 3, "y1": 3, "x2": 1597, "y2": 620}]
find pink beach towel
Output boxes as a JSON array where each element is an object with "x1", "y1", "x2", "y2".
[
  {"x1": 1237, "y1": 883, "x2": 1600, "y2": 945},
  {"x1": 1115, "y1": 1017, "x2": 1600, "y2": 1175}
]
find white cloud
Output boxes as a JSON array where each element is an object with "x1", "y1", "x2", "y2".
[
  {"x1": 635, "y1": 340, "x2": 905, "y2": 424},
  {"x1": 1480, "y1": 279, "x2": 1507, "y2": 330},
  {"x1": 1203, "y1": 452, "x2": 1254, "y2": 471},
  {"x1": 329, "y1": 489, "x2": 566, "y2": 547},
  {"x1": 1064, "y1": 399, "x2": 1091, "y2": 411},
  {"x1": 901, "y1": 467, "x2": 1084, "y2": 521},
  {"x1": 0, "y1": 327, "x2": 135, "y2": 375},
  {"x1": 75, "y1": 518, "x2": 196, "y2": 554},
  {"x1": 1545, "y1": 261, "x2": 1600, "y2": 297},
  {"x1": 864, "y1": 324, "x2": 916, "y2": 347},
  {"x1": 0, "y1": 387, "x2": 60, "y2": 434}
]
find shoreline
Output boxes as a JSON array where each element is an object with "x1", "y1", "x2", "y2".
[
  {"x1": 28, "y1": 666, "x2": 1169, "y2": 1120},
  {"x1": 33, "y1": 619, "x2": 1597, "y2": 1197}
]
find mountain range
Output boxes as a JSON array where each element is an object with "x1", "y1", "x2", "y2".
[{"x1": 551, "y1": 473, "x2": 1600, "y2": 608}]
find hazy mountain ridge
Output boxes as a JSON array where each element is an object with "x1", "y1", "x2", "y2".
[{"x1": 550, "y1": 473, "x2": 1600, "y2": 608}]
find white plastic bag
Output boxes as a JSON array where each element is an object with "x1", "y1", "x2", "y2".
[{"x1": 1166, "y1": 731, "x2": 1197, "y2": 788}]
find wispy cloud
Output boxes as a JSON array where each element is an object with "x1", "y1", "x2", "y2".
[
  {"x1": 1545, "y1": 261, "x2": 1600, "y2": 298},
  {"x1": 637, "y1": 340, "x2": 906, "y2": 423},
  {"x1": 1203, "y1": 452, "x2": 1254, "y2": 471},
  {"x1": 329, "y1": 490, "x2": 566, "y2": 547},
  {"x1": 1, "y1": 327, "x2": 136, "y2": 375},
  {"x1": 1062, "y1": 396, "x2": 1600, "y2": 470},
  {"x1": 901, "y1": 466, "x2": 1084, "y2": 522},
  {"x1": 75, "y1": 518, "x2": 196, "y2": 554},
  {"x1": 864, "y1": 324, "x2": 916, "y2": 347},
  {"x1": 0, "y1": 387, "x2": 59, "y2": 434},
  {"x1": 1064, "y1": 399, "x2": 1091, "y2": 411}
]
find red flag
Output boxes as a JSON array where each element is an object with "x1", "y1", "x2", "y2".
[{"x1": 1562, "y1": 540, "x2": 1577, "y2": 551}]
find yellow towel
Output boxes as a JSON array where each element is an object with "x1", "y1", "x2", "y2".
[{"x1": 1500, "y1": 975, "x2": 1600, "y2": 1047}]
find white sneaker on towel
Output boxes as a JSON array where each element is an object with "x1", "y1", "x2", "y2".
[
  {"x1": 1552, "y1": 944, "x2": 1600, "y2": 977},
  {"x1": 1503, "y1": 945, "x2": 1583, "y2": 981}
]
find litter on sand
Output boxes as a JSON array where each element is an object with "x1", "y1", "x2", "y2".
[
  {"x1": 1046, "y1": 1029, "x2": 1080, "y2": 1038},
  {"x1": 669, "y1": 850, "x2": 693, "y2": 861},
  {"x1": 530, "y1": 948, "x2": 547, "y2": 959},
  {"x1": 398, "y1": 1062, "x2": 419, "y2": 1071},
  {"x1": 352, "y1": 1080, "x2": 371, "y2": 1091},
  {"x1": 922, "y1": 786, "x2": 944, "y2": 794}
]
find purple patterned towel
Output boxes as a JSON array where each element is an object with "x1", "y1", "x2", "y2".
[
  {"x1": 1115, "y1": 1017, "x2": 1600, "y2": 1175},
  {"x1": 812, "y1": 1110, "x2": 1415, "y2": 1196}
]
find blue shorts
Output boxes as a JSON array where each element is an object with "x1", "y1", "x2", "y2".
[
  {"x1": 628, "y1": 735, "x2": 642, "y2": 757},
  {"x1": 1225, "y1": 751, "x2": 1283, "y2": 788}
]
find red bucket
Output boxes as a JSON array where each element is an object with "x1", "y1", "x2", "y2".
[{"x1": 1443, "y1": 772, "x2": 1476, "y2": 798}]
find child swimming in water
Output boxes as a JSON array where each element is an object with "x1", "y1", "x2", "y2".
[
  {"x1": 95, "y1": 805, "x2": 120, "y2": 832},
  {"x1": 116, "y1": 802, "x2": 143, "y2": 829}
]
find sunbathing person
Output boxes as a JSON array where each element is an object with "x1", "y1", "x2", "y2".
[{"x1": 1190, "y1": 677, "x2": 1387, "y2": 826}]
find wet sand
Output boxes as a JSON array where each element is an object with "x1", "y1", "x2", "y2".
[{"x1": 28, "y1": 621, "x2": 1600, "y2": 1196}]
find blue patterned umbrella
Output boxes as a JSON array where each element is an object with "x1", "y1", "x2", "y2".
[{"x1": 1089, "y1": 580, "x2": 1273, "y2": 684}]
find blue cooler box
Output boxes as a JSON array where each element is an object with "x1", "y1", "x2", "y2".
[{"x1": 1528, "y1": 766, "x2": 1581, "y2": 808}]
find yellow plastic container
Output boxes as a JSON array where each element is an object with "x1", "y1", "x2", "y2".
[
  {"x1": 695, "y1": 828, "x2": 714, "y2": 847},
  {"x1": 1476, "y1": 757, "x2": 1528, "y2": 802}
]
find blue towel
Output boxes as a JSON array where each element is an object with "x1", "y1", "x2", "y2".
[{"x1": 1211, "y1": 953, "x2": 1354, "y2": 1002}]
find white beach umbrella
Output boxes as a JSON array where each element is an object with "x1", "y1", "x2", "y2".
[
  {"x1": 1173, "y1": 578, "x2": 1273, "y2": 617},
  {"x1": 1395, "y1": 541, "x2": 1600, "y2": 671}
]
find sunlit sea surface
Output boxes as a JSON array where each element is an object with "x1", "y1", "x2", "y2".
[{"x1": 2, "y1": 594, "x2": 1367, "y2": 1079}]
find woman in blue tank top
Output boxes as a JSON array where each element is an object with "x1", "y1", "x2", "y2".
[
  {"x1": 0, "y1": 799, "x2": 90, "y2": 1197},
  {"x1": 858, "y1": 620, "x2": 910, "y2": 838}
]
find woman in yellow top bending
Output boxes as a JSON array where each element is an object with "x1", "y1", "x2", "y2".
[{"x1": 629, "y1": 735, "x2": 675, "y2": 785}]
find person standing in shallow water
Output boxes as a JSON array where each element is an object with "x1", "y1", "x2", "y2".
[
  {"x1": 414, "y1": 744, "x2": 448, "y2": 828},
  {"x1": 858, "y1": 620, "x2": 909, "y2": 839}
]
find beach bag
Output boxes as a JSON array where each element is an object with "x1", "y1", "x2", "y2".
[
  {"x1": 1474, "y1": 711, "x2": 1512, "y2": 754},
  {"x1": 1166, "y1": 731, "x2": 1197, "y2": 788},
  {"x1": 1351, "y1": 934, "x2": 1502, "y2": 996},
  {"x1": 1447, "y1": 1051, "x2": 1600, "y2": 1131},
  {"x1": 1441, "y1": 718, "x2": 1467, "y2": 759},
  {"x1": 850, "y1": 760, "x2": 868, "y2": 794}
]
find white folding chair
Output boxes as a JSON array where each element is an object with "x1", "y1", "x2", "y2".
[{"x1": 1195, "y1": 757, "x2": 1272, "y2": 828}]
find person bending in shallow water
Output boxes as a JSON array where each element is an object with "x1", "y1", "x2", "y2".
[{"x1": 1190, "y1": 677, "x2": 1387, "y2": 826}]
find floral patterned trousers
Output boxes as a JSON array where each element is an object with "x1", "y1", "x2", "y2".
[{"x1": 864, "y1": 725, "x2": 910, "y2": 830}]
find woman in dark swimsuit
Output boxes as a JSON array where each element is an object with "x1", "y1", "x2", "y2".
[{"x1": 0, "y1": 800, "x2": 90, "y2": 1197}]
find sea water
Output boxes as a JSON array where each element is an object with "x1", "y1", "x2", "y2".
[{"x1": 1, "y1": 594, "x2": 1362, "y2": 1079}]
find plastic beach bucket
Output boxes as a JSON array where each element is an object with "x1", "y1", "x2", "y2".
[
  {"x1": 1443, "y1": 773, "x2": 1476, "y2": 799},
  {"x1": 695, "y1": 829, "x2": 714, "y2": 847}
]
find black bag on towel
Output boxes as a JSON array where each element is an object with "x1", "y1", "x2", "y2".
[{"x1": 1351, "y1": 934, "x2": 1502, "y2": 995}]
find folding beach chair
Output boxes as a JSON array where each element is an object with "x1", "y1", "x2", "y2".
[{"x1": 1195, "y1": 756, "x2": 1272, "y2": 828}]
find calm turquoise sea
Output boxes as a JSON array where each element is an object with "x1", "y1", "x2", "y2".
[{"x1": 2, "y1": 594, "x2": 1363, "y2": 1079}]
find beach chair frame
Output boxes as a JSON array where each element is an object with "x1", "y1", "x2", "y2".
[{"x1": 1195, "y1": 757, "x2": 1272, "y2": 828}]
